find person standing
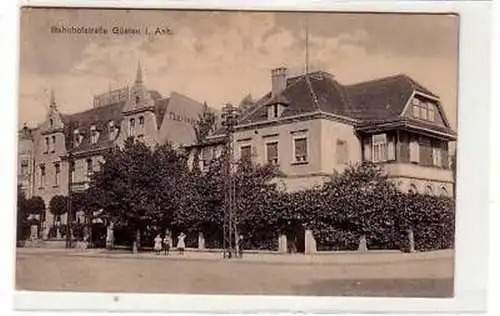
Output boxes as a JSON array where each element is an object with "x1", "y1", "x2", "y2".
[
  {"x1": 177, "y1": 232, "x2": 186, "y2": 255},
  {"x1": 163, "y1": 234, "x2": 170, "y2": 255},
  {"x1": 154, "y1": 234, "x2": 162, "y2": 255}
]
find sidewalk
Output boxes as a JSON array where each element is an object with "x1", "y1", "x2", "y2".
[{"x1": 17, "y1": 247, "x2": 454, "y2": 265}]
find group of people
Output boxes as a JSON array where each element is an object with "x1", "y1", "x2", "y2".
[
  {"x1": 154, "y1": 232, "x2": 186, "y2": 255},
  {"x1": 153, "y1": 232, "x2": 246, "y2": 257}
]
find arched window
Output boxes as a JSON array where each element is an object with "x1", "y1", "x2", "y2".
[
  {"x1": 49, "y1": 118, "x2": 54, "y2": 129},
  {"x1": 408, "y1": 183, "x2": 418, "y2": 194},
  {"x1": 135, "y1": 95, "x2": 140, "y2": 105},
  {"x1": 424, "y1": 185, "x2": 433, "y2": 195}
]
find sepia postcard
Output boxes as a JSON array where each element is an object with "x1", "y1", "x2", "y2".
[{"x1": 15, "y1": 4, "x2": 465, "y2": 311}]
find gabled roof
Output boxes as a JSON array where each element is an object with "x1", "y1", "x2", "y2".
[{"x1": 237, "y1": 71, "x2": 454, "y2": 138}]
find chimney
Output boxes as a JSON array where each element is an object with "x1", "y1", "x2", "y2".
[{"x1": 271, "y1": 67, "x2": 287, "y2": 97}]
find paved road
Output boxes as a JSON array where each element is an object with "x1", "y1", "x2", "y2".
[{"x1": 16, "y1": 249, "x2": 454, "y2": 297}]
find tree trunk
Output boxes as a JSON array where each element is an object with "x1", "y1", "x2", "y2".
[{"x1": 132, "y1": 228, "x2": 140, "y2": 254}]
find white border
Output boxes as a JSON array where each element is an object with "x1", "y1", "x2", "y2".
[{"x1": 2, "y1": 0, "x2": 493, "y2": 315}]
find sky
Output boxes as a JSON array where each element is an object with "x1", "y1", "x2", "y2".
[{"x1": 19, "y1": 8, "x2": 459, "y2": 130}]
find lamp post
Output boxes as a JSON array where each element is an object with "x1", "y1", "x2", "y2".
[
  {"x1": 221, "y1": 103, "x2": 239, "y2": 259},
  {"x1": 65, "y1": 151, "x2": 74, "y2": 249}
]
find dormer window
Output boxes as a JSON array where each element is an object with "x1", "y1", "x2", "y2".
[
  {"x1": 411, "y1": 98, "x2": 437, "y2": 122},
  {"x1": 135, "y1": 95, "x2": 140, "y2": 105},
  {"x1": 49, "y1": 119, "x2": 54, "y2": 129},
  {"x1": 90, "y1": 125, "x2": 99, "y2": 144},
  {"x1": 73, "y1": 129, "x2": 84, "y2": 147},
  {"x1": 44, "y1": 137, "x2": 49, "y2": 153},
  {"x1": 108, "y1": 121, "x2": 118, "y2": 140}
]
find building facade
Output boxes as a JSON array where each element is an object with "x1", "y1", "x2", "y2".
[
  {"x1": 18, "y1": 64, "x2": 207, "y2": 227},
  {"x1": 190, "y1": 68, "x2": 456, "y2": 196}
]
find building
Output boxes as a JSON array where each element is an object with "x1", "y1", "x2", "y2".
[
  {"x1": 18, "y1": 63, "x2": 207, "y2": 227},
  {"x1": 189, "y1": 68, "x2": 456, "y2": 196}
]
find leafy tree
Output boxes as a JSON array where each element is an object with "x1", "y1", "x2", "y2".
[
  {"x1": 87, "y1": 138, "x2": 187, "y2": 252},
  {"x1": 49, "y1": 195, "x2": 68, "y2": 225},
  {"x1": 316, "y1": 162, "x2": 400, "y2": 250},
  {"x1": 16, "y1": 186, "x2": 29, "y2": 242},
  {"x1": 25, "y1": 196, "x2": 46, "y2": 223}
]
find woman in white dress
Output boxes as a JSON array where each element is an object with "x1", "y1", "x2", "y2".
[
  {"x1": 154, "y1": 234, "x2": 162, "y2": 255},
  {"x1": 177, "y1": 232, "x2": 186, "y2": 255}
]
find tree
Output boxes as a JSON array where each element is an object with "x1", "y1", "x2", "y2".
[
  {"x1": 16, "y1": 186, "x2": 29, "y2": 242},
  {"x1": 317, "y1": 162, "x2": 400, "y2": 251},
  {"x1": 87, "y1": 138, "x2": 187, "y2": 253},
  {"x1": 25, "y1": 196, "x2": 46, "y2": 223},
  {"x1": 49, "y1": 195, "x2": 68, "y2": 225}
]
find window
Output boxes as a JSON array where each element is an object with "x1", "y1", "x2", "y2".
[
  {"x1": 90, "y1": 125, "x2": 99, "y2": 144},
  {"x1": 201, "y1": 147, "x2": 213, "y2": 169},
  {"x1": 51, "y1": 135, "x2": 56, "y2": 152},
  {"x1": 268, "y1": 104, "x2": 279, "y2": 119},
  {"x1": 266, "y1": 141, "x2": 279, "y2": 164},
  {"x1": 39, "y1": 165, "x2": 46, "y2": 187},
  {"x1": 54, "y1": 163, "x2": 60, "y2": 186},
  {"x1": 409, "y1": 138, "x2": 420, "y2": 163},
  {"x1": 424, "y1": 185, "x2": 433, "y2": 195},
  {"x1": 411, "y1": 98, "x2": 437, "y2": 122},
  {"x1": 427, "y1": 103, "x2": 435, "y2": 121},
  {"x1": 293, "y1": 137, "x2": 308, "y2": 162},
  {"x1": 70, "y1": 161, "x2": 75, "y2": 182},
  {"x1": 49, "y1": 119, "x2": 54, "y2": 129},
  {"x1": 20, "y1": 160, "x2": 29, "y2": 175},
  {"x1": 44, "y1": 137, "x2": 49, "y2": 153},
  {"x1": 372, "y1": 134, "x2": 387, "y2": 162},
  {"x1": 432, "y1": 146, "x2": 442, "y2": 167},
  {"x1": 129, "y1": 118, "x2": 136, "y2": 136},
  {"x1": 135, "y1": 95, "x2": 140, "y2": 105},
  {"x1": 336, "y1": 140, "x2": 348, "y2": 164},
  {"x1": 240, "y1": 145, "x2": 252, "y2": 162},
  {"x1": 86, "y1": 159, "x2": 93, "y2": 178},
  {"x1": 139, "y1": 116, "x2": 145, "y2": 134}
]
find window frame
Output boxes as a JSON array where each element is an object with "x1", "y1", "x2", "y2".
[
  {"x1": 239, "y1": 144, "x2": 252, "y2": 162},
  {"x1": 292, "y1": 136, "x2": 308, "y2": 163},
  {"x1": 54, "y1": 163, "x2": 60, "y2": 186},
  {"x1": 265, "y1": 140, "x2": 279, "y2": 165},
  {"x1": 371, "y1": 133, "x2": 388, "y2": 163}
]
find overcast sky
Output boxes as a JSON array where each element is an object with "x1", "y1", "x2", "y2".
[{"x1": 19, "y1": 8, "x2": 459, "y2": 130}]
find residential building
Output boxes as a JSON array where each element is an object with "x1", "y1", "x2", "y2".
[
  {"x1": 18, "y1": 63, "x2": 207, "y2": 227},
  {"x1": 189, "y1": 68, "x2": 456, "y2": 196}
]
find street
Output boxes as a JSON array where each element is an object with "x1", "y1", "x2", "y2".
[{"x1": 16, "y1": 249, "x2": 454, "y2": 297}]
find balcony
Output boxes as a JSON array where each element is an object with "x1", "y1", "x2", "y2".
[{"x1": 383, "y1": 163, "x2": 453, "y2": 183}]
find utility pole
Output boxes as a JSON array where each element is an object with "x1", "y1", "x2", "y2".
[
  {"x1": 221, "y1": 103, "x2": 239, "y2": 259},
  {"x1": 65, "y1": 151, "x2": 74, "y2": 249}
]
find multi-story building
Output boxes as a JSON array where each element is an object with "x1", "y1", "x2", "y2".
[
  {"x1": 18, "y1": 63, "x2": 207, "y2": 227},
  {"x1": 189, "y1": 68, "x2": 456, "y2": 196}
]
